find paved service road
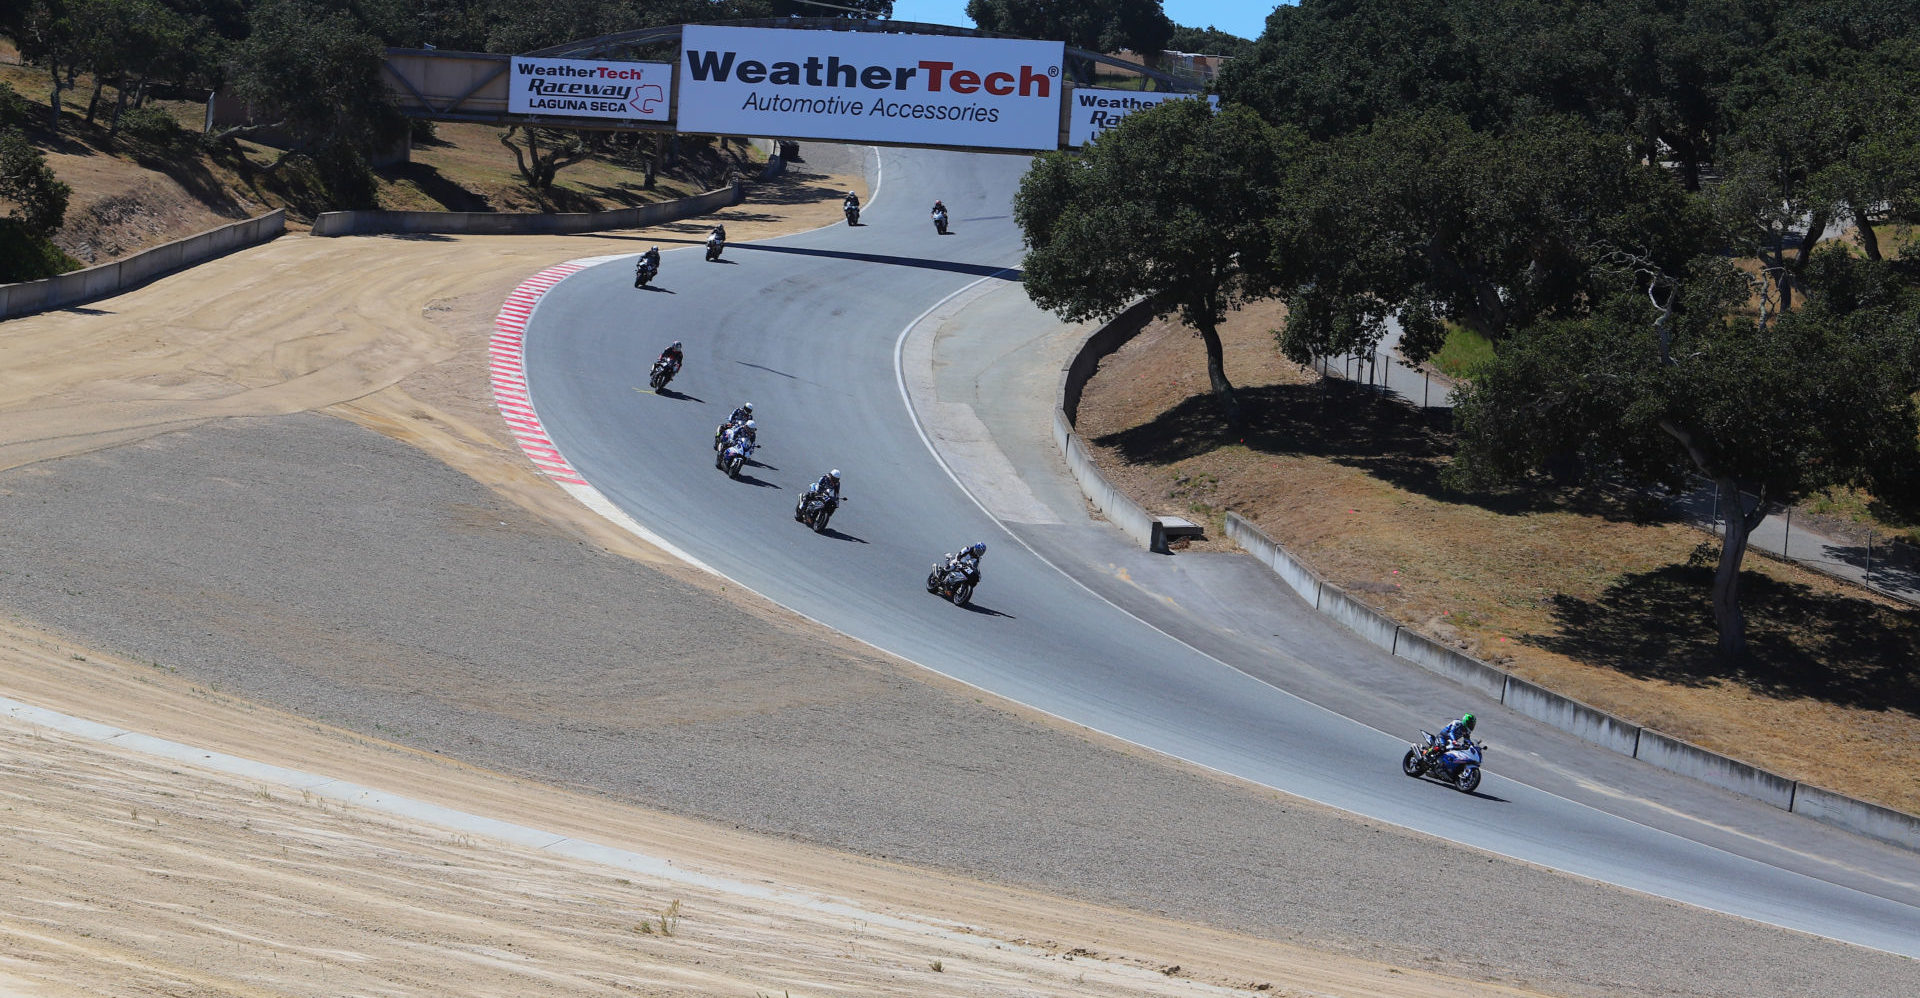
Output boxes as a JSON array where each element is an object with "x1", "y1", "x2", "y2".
[{"x1": 525, "y1": 147, "x2": 1920, "y2": 957}]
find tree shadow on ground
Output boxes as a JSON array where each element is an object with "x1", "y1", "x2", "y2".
[
  {"x1": 380, "y1": 162, "x2": 490, "y2": 212},
  {"x1": 1093, "y1": 379, "x2": 1658, "y2": 520},
  {"x1": 1527, "y1": 563, "x2": 1920, "y2": 712},
  {"x1": 746, "y1": 170, "x2": 855, "y2": 207}
]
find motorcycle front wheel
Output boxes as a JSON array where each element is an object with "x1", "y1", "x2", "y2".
[
  {"x1": 1453, "y1": 765, "x2": 1481, "y2": 793},
  {"x1": 951, "y1": 582, "x2": 972, "y2": 606},
  {"x1": 814, "y1": 507, "x2": 832, "y2": 533}
]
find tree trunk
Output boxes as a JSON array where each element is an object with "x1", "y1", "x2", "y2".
[
  {"x1": 1851, "y1": 200, "x2": 1881, "y2": 261},
  {"x1": 86, "y1": 79, "x2": 103, "y2": 123},
  {"x1": 1711, "y1": 478, "x2": 1768, "y2": 663},
  {"x1": 1194, "y1": 316, "x2": 1239, "y2": 422},
  {"x1": 106, "y1": 78, "x2": 129, "y2": 139},
  {"x1": 47, "y1": 57, "x2": 64, "y2": 130}
]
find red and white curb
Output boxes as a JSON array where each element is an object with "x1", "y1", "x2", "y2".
[
  {"x1": 491, "y1": 262, "x2": 591, "y2": 487},
  {"x1": 488, "y1": 257, "x2": 711, "y2": 571}
]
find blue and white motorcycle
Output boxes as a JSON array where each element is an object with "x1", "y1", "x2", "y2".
[
  {"x1": 1401, "y1": 731, "x2": 1485, "y2": 793},
  {"x1": 716, "y1": 437, "x2": 753, "y2": 479}
]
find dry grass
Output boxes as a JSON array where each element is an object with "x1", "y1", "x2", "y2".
[{"x1": 1075, "y1": 303, "x2": 1920, "y2": 814}]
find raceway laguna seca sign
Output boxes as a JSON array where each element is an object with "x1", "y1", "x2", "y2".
[
  {"x1": 508, "y1": 56, "x2": 673, "y2": 121},
  {"x1": 676, "y1": 25, "x2": 1065, "y2": 151},
  {"x1": 1067, "y1": 87, "x2": 1219, "y2": 146}
]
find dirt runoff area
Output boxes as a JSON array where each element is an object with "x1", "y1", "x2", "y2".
[
  {"x1": 0, "y1": 626, "x2": 1508, "y2": 998},
  {"x1": 1072, "y1": 303, "x2": 1920, "y2": 816}
]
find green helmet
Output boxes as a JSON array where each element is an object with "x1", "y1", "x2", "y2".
[{"x1": 1461, "y1": 713, "x2": 1476, "y2": 731}]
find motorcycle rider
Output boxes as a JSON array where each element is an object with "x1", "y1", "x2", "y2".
[
  {"x1": 931, "y1": 199, "x2": 946, "y2": 217},
  {"x1": 726, "y1": 419, "x2": 757, "y2": 448},
  {"x1": 843, "y1": 191, "x2": 860, "y2": 210},
  {"x1": 636, "y1": 245, "x2": 662, "y2": 279},
  {"x1": 950, "y1": 540, "x2": 985, "y2": 581},
  {"x1": 1426, "y1": 712, "x2": 1476, "y2": 763},
  {"x1": 807, "y1": 468, "x2": 841, "y2": 505},
  {"x1": 727, "y1": 401, "x2": 753, "y2": 425},
  {"x1": 656, "y1": 339, "x2": 684, "y2": 377}
]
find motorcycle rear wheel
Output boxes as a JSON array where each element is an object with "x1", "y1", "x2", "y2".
[{"x1": 1400, "y1": 749, "x2": 1424, "y2": 777}]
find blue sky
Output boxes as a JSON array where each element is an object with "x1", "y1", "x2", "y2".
[{"x1": 888, "y1": 2, "x2": 1278, "y2": 43}]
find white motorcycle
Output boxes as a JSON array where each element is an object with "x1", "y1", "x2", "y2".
[{"x1": 1400, "y1": 731, "x2": 1485, "y2": 793}]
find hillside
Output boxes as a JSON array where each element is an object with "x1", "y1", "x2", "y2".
[{"x1": 0, "y1": 49, "x2": 757, "y2": 273}]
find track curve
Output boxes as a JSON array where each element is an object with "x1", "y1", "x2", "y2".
[{"x1": 522, "y1": 147, "x2": 1920, "y2": 956}]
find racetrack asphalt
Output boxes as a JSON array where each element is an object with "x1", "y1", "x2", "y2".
[{"x1": 0, "y1": 144, "x2": 1914, "y2": 997}]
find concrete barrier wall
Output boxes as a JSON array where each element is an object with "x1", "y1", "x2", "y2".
[
  {"x1": 311, "y1": 184, "x2": 741, "y2": 237},
  {"x1": 1390, "y1": 627, "x2": 1510, "y2": 701},
  {"x1": 1314, "y1": 587, "x2": 1400, "y2": 655},
  {"x1": 1052, "y1": 409, "x2": 1159, "y2": 550},
  {"x1": 1634, "y1": 730, "x2": 1796, "y2": 810},
  {"x1": 1502, "y1": 677, "x2": 1641, "y2": 756},
  {"x1": 1224, "y1": 513, "x2": 1320, "y2": 607},
  {"x1": 1791, "y1": 783, "x2": 1920, "y2": 851},
  {"x1": 1, "y1": 209, "x2": 286, "y2": 320}
]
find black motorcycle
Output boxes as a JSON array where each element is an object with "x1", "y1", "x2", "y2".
[
  {"x1": 705, "y1": 232, "x2": 725, "y2": 261},
  {"x1": 794, "y1": 489, "x2": 840, "y2": 533},
  {"x1": 843, "y1": 202, "x2": 860, "y2": 226},
  {"x1": 925, "y1": 556, "x2": 978, "y2": 606},
  {"x1": 634, "y1": 257, "x2": 658, "y2": 287},
  {"x1": 648, "y1": 358, "x2": 675, "y2": 390}
]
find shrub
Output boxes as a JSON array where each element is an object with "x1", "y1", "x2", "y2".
[
  {"x1": 118, "y1": 105, "x2": 185, "y2": 144},
  {"x1": 0, "y1": 83, "x2": 29, "y2": 129}
]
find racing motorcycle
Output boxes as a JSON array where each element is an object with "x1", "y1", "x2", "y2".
[
  {"x1": 648, "y1": 358, "x2": 676, "y2": 390},
  {"x1": 716, "y1": 437, "x2": 752, "y2": 479},
  {"x1": 932, "y1": 206, "x2": 949, "y2": 235},
  {"x1": 843, "y1": 201, "x2": 860, "y2": 226},
  {"x1": 1401, "y1": 731, "x2": 1486, "y2": 793},
  {"x1": 634, "y1": 256, "x2": 658, "y2": 287},
  {"x1": 705, "y1": 230, "x2": 725, "y2": 261},
  {"x1": 925, "y1": 554, "x2": 978, "y2": 606},
  {"x1": 794, "y1": 489, "x2": 840, "y2": 532}
]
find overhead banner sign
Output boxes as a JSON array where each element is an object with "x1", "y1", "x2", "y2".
[
  {"x1": 677, "y1": 25, "x2": 1065, "y2": 151},
  {"x1": 508, "y1": 56, "x2": 673, "y2": 121},
  {"x1": 1068, "y1": 88, "x2": 1219, "y2": 146}
]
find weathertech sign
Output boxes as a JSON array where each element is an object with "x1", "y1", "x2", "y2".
[
  {"x1": 677, "y1": 25, "x2": 1065, "y2": 150},
  {"x1": 1067, "y1": 87, "x2": 1218, "y2": 146},
  {"x1": 508, "y1": 57, "x2": 672, "y2": 121}
]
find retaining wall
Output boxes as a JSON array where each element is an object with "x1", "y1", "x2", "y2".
[
  {"x1": 1790, "y1": 783, "x2": 1920, "y2": 851},
  {"x1": 1224, "y1": 513, "x2": 1321, "y2": 607},
  {"x1": 1052, "y1": 410, "x2": 1158, "y2": 550},
  {"x1": 312, "y1": 183, "x2": 741, "y2": 237},
  {"x1": 1389, "y1": 627, "x2": 1510, "y2": 701},
  {"x1": 1502, "y1": 677, "x2": 1642, "y2": 757},
  {"x1": 1315, "y1": 587, "x2": 1399, "y2": 655},
  {"x1": 1053, "y1": 304, "x2": 1919, "y2": 850},
  {"x1": 1634, "y1": 730, "x2": 1797, "y2": 810},
  {"x1": 2, "y1": 209, "x2": 286, "y2": 320}
]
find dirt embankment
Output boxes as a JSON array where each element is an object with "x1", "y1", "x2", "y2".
[{"x1": 1073, "y1": 305, "x2": 1920, "y2": 815}]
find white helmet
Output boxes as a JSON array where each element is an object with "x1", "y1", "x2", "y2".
[
  {"x1": 744, "y1": 420, "x2": 755, "y2": 429},
  {"x1": 829, "y1": 468, "x2": 840, "y2": 478},
  {"x1": 742, "y1": 402, "x2": 753, "y2": 413}
]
